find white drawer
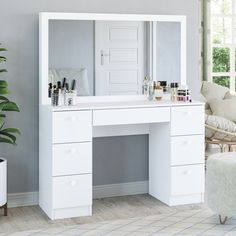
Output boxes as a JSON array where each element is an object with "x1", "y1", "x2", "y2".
[
  {"x1": 171, "y1": 135, "x2": 204, "y2": 166},
  {"x1": 53, "y1": 174, "x2": 92, "y2": 209},
  {"x1": 52, "y1": 142, "x2": 92, "y2": 176},
  {"x1": 93, "y1": 107, "x2": 170, "y2": 126},
  {"x1": 53, "y1": 111, "x2": 92, "y2": 143},
  {"x1": 171, "y1": 106, "x2": 204, "y2": 136},
  {"x1": 171, "y1": 165, "x2": 204, "y2": 196}
]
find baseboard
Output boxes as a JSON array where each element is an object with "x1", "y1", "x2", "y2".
[
  {"x1": 93, "y1": 181, "x2": 148, "y2": 199},
  {"x1": 8, "y1": 192, "x2": 39, "y2": 208},
  {"x1": 8, "y1": 181, "x2": 148, "y2": 208}
]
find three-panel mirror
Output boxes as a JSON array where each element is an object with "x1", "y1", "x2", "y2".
[{"x1": 40, "y1": 13, "x2": 186, "y2": 103}]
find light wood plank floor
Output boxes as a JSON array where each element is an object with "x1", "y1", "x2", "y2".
[{"x1": 0, "y1": 194, "x2": 206, "y2": 233}]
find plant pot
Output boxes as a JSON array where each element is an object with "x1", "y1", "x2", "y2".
[{"x1": 0, "y1": 158, "x2": 7, "y2": 207}]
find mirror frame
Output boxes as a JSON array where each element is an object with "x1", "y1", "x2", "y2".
[{"x1": 39, "y1": 12, "x2": 186, "y2": 105}]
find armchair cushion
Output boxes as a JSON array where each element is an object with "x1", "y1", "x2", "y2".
[
  {"x1": 201, "y1": 81, "x2": 229, "y2": 101},
  {"x1": 209, "y1": 99, "x2": 236, "y2": 123}
]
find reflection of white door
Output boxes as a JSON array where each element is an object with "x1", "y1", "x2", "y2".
[{"x1": 95, "y1": 21, "x2": 145, "y2": 95}]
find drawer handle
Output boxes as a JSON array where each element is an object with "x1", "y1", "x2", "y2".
[
  {"x1": 70, "y1": 180, "x2": 77, "y2": 187},
  {"x1": 183, "y1": 170, "x2": 191, "y2": 175},
  {"x1": 183, "y1": 111, "x2": 190, "y2": 115},
  {"x1": 68, "y1": 148, "x2": 77, "y2": 154},
  {"x1": 67, "y1": 116, "x2": 77, "y2": 122},
  {"x1": 182, "y1": 140, "x2": 191, "y2": 145}
]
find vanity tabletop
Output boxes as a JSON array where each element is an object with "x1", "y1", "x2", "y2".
[{"x1": 44, "y1": 99, "x2": 204, "y2": 112}]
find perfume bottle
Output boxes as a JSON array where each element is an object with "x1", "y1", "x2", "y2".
[
  {"x1": 154, "y1": 82, "x2": 163, "y2": 101},
  {"x1": 148, "y1": 78, "x2": 155, "y2": 101}
]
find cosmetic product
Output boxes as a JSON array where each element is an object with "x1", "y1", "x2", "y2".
[
  {"x1": 51, "y1": 85, "x2": 59, "y2": 106},
  {"x1": 65, "y1": 83, "x2": 69, "y2": 91},
  {"x1": 56, "y1": 81, "x2": 64, "y2": 106},
  {"x1": 176, "y1": 85, "x2": 191, "y2": 102},
  {"x1": 48, "y1": 83, "x2": 52, "y2": 98},
  {"x1": 62, "y1": 77, "x2": 66, "y2": 89},
  {"x1": 148, "y1": 79, "x2": 155, "y2": 101},
  {"x1": 170, "y1": 83, "x2": 178, "y2": 101},
  {"x1": 142, "y1": 76, "x2": 149, "y2": 95},
  {"x1": 158, "y1": 81, "x2": 167, "y2": 93},
  {"x1": 71, "y1": 79, "x2": 76, "y2": 90},
  {"x1": 154, "y1": 82, "x2": 163, "y2": 101},
  {"x1": 57, "y1": 81, "x2": 62, "y2": 89}
]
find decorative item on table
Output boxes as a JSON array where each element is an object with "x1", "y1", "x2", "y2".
[
  {"x1": 158, "y1": 81, "x2": 171, "y2": 100},
  {"x1": 148, "y1": 78, "x2": 155, "y2": 101},
  {"x1": 64, "y1": 79, "x2": 77, "y2": 106},
  {"x1": 142, "y1": 76, "x2": 150, "y2": 95},
  {"x1": 49, "y1": 77, "x2": 77, "y2": 106},
  {"x1": 170, "y1": 82, "x2": 179, "y2": 101},
  {"x1": 51, "y1": 85, "x2": 59, "y2": 106},
  {"x1": 158, "y1": 81, "x2": 168, "y2": 93},
  {"x1": 177, "y1": 85, "x2": 191, "y2": 102},
  {"x1": 154, "y1": 81, "x2": 163, "y2": 101}
]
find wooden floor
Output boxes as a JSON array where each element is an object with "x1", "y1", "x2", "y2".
[{"x1": 0, "y1": 194, "x2": 206, "y2": 233}]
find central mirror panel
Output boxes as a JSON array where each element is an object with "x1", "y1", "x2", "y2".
[{"x1": 49, "y1": 20, "x2": 181, "y2": 96}]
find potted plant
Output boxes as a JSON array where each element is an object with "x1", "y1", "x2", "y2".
[{"x1": 0, "y1": 45, "x2": 20, "y2": 216}]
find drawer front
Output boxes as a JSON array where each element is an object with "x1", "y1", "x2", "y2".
[
  {"x1": 93, "y1": 107, "x2": 170, "y2": 126},
  {"x1": 171, "y1": 165, "x2": 204, "y2": 196},
  {"x1": 53, "y1": 174, "x2": 92, "y2": 209},
  {"x1": 171, "y1": 135, "x2": 204, "y2": 166},
  {"x1": 53, "y1": 111, "x2": 92, "y2": 143},
  {"x1": 52, "y1": 142, "x2": 92, "y2": 176},
  {"x1": 171, "y1": 106, "x2": 204, "y2": 136}
]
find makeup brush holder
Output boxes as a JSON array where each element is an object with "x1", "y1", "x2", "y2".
[{"x1": 64, "y1": 90, "x2": 77, "y2": 106}]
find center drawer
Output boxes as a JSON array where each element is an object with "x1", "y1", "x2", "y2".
[
  {"x1": 52, "y1": 142, "x2": 92, "y2": 176},
  {"x1": 53, "y1": 110, "x2": 92, "y2": 143},
  {"x1": 53, "y1": 174, "x2": 92, "y2": 209},
  {"x1": 93, "y1": 107, "x2": 170, "y2": 126}
]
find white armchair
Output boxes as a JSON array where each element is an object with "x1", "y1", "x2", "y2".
[{"x1": 201, "y1": 81, "x2": 236, "y2": 152}]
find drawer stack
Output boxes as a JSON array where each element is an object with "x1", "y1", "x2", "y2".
[
  {"x1": 52, "y1": 110, "x2": 92, "y2": 218},
  {"x1": 170, "y1": 106, "x2": 205, "y2": 205}
]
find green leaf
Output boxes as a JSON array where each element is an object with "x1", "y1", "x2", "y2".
[
  {"x1": 0, "y1": 87, "x2": 10, "y2": 94},
  {"x1": 0, "y1": 69, "x2": 7, "y2": 73},
  {"x1": 0, "y1": 96, "x2": 8, "y2": 101},
  {"x1": 0, "y1": 116, "x2": 5, "y2": 129},
  {"x1": 0, "y1": 131, "x2": 16, "y2": 143},
  {"x1": 0, "y1": 80, "x2": 8, "y2": 88},
  {"x1": 0, "y1": 137, "x2": 14, "y2": 144},
  {"x1": 1, "y1": 128, "x2": 21, "y2": 135},
  {"x1": 0, "y1": 114, "x2": 6, "y2": 118},
  {"x1": 0, "y1": 48, "x2": 7, "y2": 52},
  {"x1": 0, "y1": 56, "x2": 6, "y2": 61},
  {"x1": 0, "y1": 102, "x2": 20, "y2": 112}
]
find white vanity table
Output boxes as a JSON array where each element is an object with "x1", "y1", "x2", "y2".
[{"x1": 39, "y1": 13, "x2": 205, "y2": 220}]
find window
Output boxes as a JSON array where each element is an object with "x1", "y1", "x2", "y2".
[{"x1": 209, "y1": 0, "x2": 236, "y2": 90}]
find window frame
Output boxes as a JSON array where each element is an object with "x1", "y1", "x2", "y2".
[{"x1": 208, "y1": 0, "x2": 236, "y2": 90}]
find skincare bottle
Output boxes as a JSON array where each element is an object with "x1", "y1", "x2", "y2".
[
  {"x1": 154, "y1": 82, "x2": 163, "y2": 101},
  {"x1": 148, "y1": 79, "x2": 155, "y2": 101},
  {"x1": 170, "y1": 83, "x2": 178, "y2": 101}
]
